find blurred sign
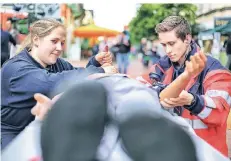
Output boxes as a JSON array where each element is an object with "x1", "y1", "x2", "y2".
[
  {"x1": 82, "y1": 10, "x2": 94, "y2": 25},
  {"x1": 214, "y1": 17, "x2": 231, "y2": 28},
  {"x1": 1, "y1": 4, "x2": 60, "y2": 18},
  {"x1": 200, "y1": 34, "x2": 213, "y2": 40}
]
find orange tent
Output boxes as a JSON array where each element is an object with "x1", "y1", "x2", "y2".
[{"x1": 73, "y1": 24, "x2": 121, "y2": 38}]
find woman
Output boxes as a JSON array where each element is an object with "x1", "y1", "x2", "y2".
[{"x1": 1, "y1": 18, "x2": 116, "y2": 149}]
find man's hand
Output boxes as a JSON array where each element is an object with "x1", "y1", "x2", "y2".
[
  {"x1": 95, "y1": 52, "x2": 113, "y2": 65},
  {"x1": 160, "y1": 90, "x2": 194, "y2": 109},
  {"x1": 31, "y1": 93, "x2": 62, "y2": 120},
  {"x1": 159, "y1": 52, "x2": 207, "y2": 102},
  {"x1": 184, "y1": 51, "x2": 207, "y2": 78}
]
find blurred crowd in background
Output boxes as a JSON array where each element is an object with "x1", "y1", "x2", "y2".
[{"x1": 1, "y1": 3, "x2": 231, "y2": 70}]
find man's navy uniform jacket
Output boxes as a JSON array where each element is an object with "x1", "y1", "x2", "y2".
[{"x1": 1, "y1": 49, "x2": 104, "y2": 148}]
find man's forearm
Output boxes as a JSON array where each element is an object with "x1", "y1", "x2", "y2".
[{"x1": 159, "y1": 52, "x2": 207, "y2": 102}]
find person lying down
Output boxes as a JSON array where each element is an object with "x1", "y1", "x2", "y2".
[{"x1": 2, "y1": 53, "x2": 230, "y2": 161}]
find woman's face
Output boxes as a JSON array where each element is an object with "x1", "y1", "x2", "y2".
[{"x1": 37, "y1": 26, "x2": 66, "y2": 66}]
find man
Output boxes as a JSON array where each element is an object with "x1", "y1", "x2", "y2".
[
  {"x1": 139, "y1": 37, "x2": 149, "y2": 67},
  {"x1": 141, "y1": 16, "x2": 231, "y2": 156},
  {"x1": 116, "y1": 31, "x2": 131, "y2": 74},
  {"x1": 193, "y1": 35, "x2": 200, "y2": 47},
  {"x1": 6, "y1": 18, "x2": 18, "y2": 58}
]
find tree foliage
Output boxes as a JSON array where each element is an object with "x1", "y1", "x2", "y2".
[
  {"x1": 129, "y1": 4, "x2": 198, "y2": 44},
  {"x1": 67, "y1": 4, "x2": 84, "y2": 19}
]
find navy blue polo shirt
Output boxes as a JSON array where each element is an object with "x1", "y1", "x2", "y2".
[{"x1": 1, "y1": 49, "x2": 104, "y2": 135}]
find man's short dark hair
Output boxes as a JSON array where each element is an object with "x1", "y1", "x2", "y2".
[{"x1": 155, "y1": 16, "x2": 191, "y2": 41}]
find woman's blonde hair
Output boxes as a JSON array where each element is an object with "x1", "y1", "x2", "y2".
[{"x1": 18, "y1": 18, "x2": 65, "y2": 53}]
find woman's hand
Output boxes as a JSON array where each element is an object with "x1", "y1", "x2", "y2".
[
  {"x1": 95, "y1": 52, "x2": 113, "y2": 65},
  {"x1": 31, "y1": 93, "x2": 62, "y2": 120},
  {"x1": 101, "y1": 63, "x2": 118, "y2": 74}
]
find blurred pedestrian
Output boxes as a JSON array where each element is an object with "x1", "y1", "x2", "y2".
[
  {"x1": 6, "y1": 18, "x2": 19, "y2": 58},
  {"x1": 141, "y1": 15, "x2": 231, "y2": 157},
  {"x1": 116, "y1": 31, "x2": 131, "y2": 74},
  {"x1": 203, "y1": 40, "x2": 213, "y2": 55},
  {"x1": 211, "y1": 39, "x2": 220, "y2": 60},
  {"x1": 148, "y1": 41, "x2": 161, "y2": 65},
  {"x1": 139, "y1": 37, "x2": 148, "y2": 67},
  {"x1": 225, "y1": 35, "x2": 231, "y2": 70},
  {"x1": 109, "y1": 38, "x2": 120, "y2": 60},
  {"x1": 1, "y1": 28, "x2": 16, "y2": 66},
  {"x1": 1, "y1": 18, "x2": 116, "y2": 150},
  {"x1": 139, "y1": 37, "x2": 147, "y2": 55}
]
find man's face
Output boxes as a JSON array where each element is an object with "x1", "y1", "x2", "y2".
[
  {"x1": 6, "y1": 20, "x2": 12, "y2": 31},
  {"x1": 158, "y1": 30, "x2": 189, "y2": 63}
]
